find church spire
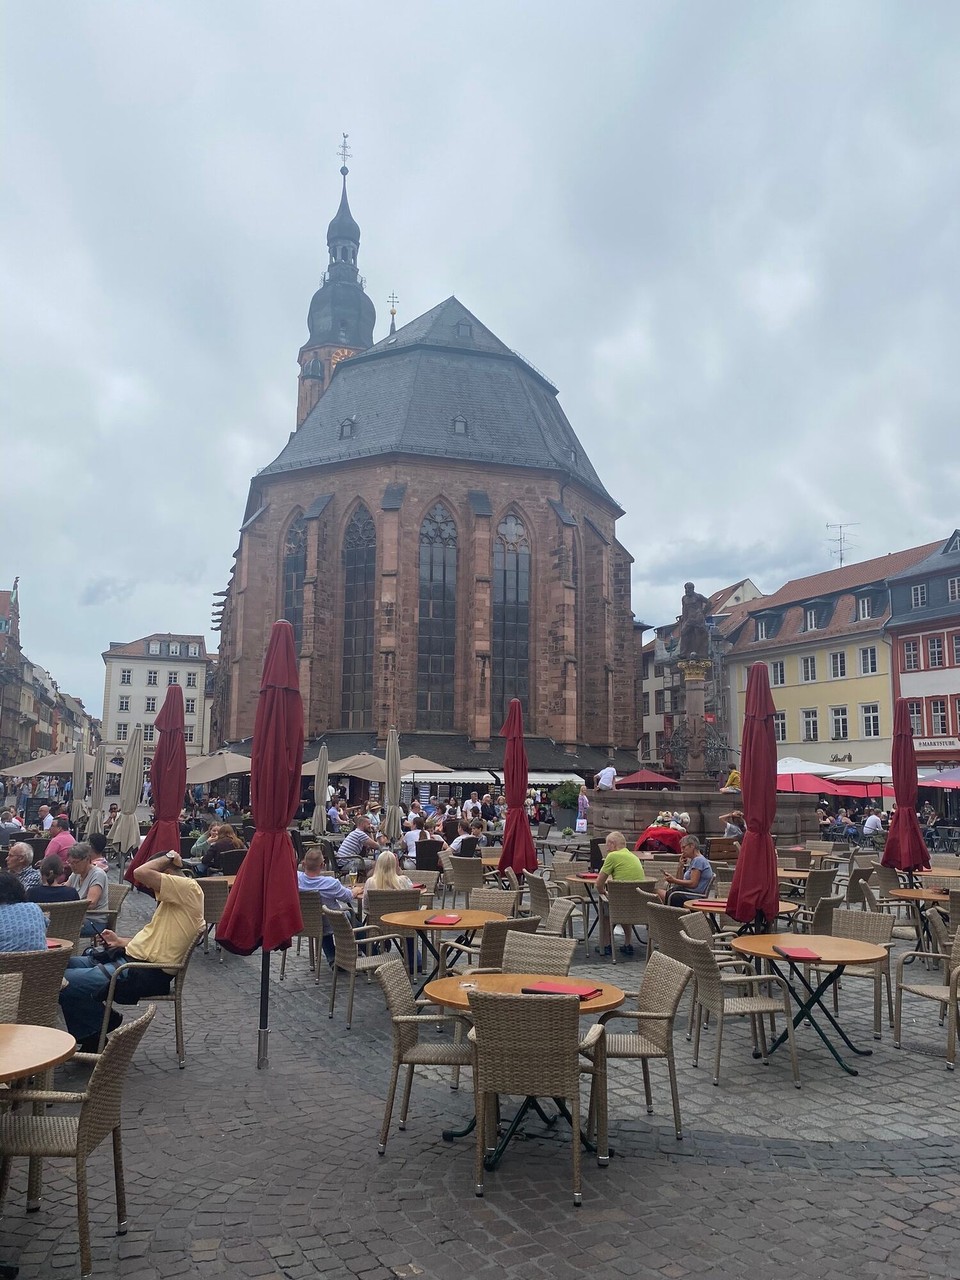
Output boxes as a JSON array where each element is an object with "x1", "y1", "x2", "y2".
[{"x1": 327, "y1": 134, "x2": 361, "y2": 274}]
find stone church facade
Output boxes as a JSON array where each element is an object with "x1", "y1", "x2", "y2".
[{"x1": 213, "y1": 171, "x2": 639, "y2": 769}]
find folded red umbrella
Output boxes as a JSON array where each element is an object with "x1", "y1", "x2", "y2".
[
  {"x1": 125, "y1": 685, "x2": 186, "y2": 888},
  {"x1": 497, "y1": 699, "x2": 538, "y2": 876},
  {"x1": 726, "y1": 663, "x2": 779, "y2": 928},
  {"x1": 882, "y1": 699, "x2": 930, "y2": 875}
]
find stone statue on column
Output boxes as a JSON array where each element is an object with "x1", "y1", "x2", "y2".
[{"x1": 676, "y1": 582, "x2": 712, "y2": 782}]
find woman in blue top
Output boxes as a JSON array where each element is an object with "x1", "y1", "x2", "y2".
[
  {"x1": 0, "y1": 871, "x2": 48, "y2": 952},
  {"x1": 659, "y1": 835, "x2": 715, "y2": 907}
]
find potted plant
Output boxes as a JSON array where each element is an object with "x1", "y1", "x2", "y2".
[{"x1": 550, "y1": 780, "x2": 582, "y2": 831}]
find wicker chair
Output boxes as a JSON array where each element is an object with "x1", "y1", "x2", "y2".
[
  {"x1": 809, "y1": 894, "x2": 844, "y2": 935},
  {"x1": 539, "y1": 897, "x2": 578, "y2": 938},
  {"x1": 894, "y1": 921, "x2": 960, "y2": 1068},
  {"x1": 860, "y1": 883, "x2": 918, "y2": 945},
  {"x1": 644, "y1": 901, "x2": 694, "y2": 963},
  {"x1": 468, "y1": 887, "x2": 518, "y2": 918},
  {"x1": 527, "y1": 872, "x2": 558, "y2": 921},
  {"x1": 604, "y1": 882, "x2": 653, "y2": 964},
  {"x1": 813, "y1": 908, "x2": 894, "y2": 1039},
  {"x1": 40, "y1": 898, "x2": 91, "y2": 947},
  {"x1": 0, "y1": 1005, "x2": 156, "y2": 1278},
  {"x1": 448, "y1": 857, "x2": 486, "y2": 909},
  {"x1": 324, "y1": 907, "x2": 404, "y2": 1029},
  {"x1": 198, "y1": 879, "x2": 232, "y2": 960},
  {"x1": 500, "y1": 930, "x2": 576, "y2": 975},
  {"x1": 412, "y1": 869, "x2": 440, "y2": 907},
  {"x1": 279, "y1": 891, "x2": 327, "y2": 984},
  {"x1": 792, "y1": 868, "x2": 838, "y2": 931},
  {"x1": 439, "y1": 916, "x2": 541, "y2": 976},
  {"x1": 375, "y1": 958, "x2": 475, "y2": 1154},
  {"x1": 467, "y1": 990, "x2": 607, "y2": 1205},
  {"x1": 871, "y1": 864, "x2": 904, "y2": 897},
  {"x1": 845, "y1": 865, "x2": 874, "y2": 908},
  {"x1": 677, "y1": 934, "x2": 801, "y2": 1088},
  {"x1": 592, "y1": 952, "x2": 692, "y2": 1140},
  {"x1": 103, "y1": 882, "x2": 131, "y2": 933},
  {"x1": 437, "y1": 849, "x2": 454, "y2": 906},
  {"x1": 0, "y1": 947, "x2": 71, "y2": 1026},
  {"x1": 95, "y1": 932, "x2": 202, "y2": 1067},
  {"x1": 0, "y1": 973, "x2": 20, "y2": 1021}
]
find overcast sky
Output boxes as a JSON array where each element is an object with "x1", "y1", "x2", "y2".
[{"x1": 2, "y1": 1, "x2": 958, "y2": 717}]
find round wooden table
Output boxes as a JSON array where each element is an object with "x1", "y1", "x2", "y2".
[
  {"x1": 381, "y1": 908, "x2": 507, "y2": 994},
  {"x1": 480, "y1": 856, "x2": 501, "y2": 870},
  {"x1": 730, "y1": 932, "x2": 887, "y2": 1075},
  {"x1": 0, "y1": 1024, "x2": 76, "y2": 1083},
  {"x1": 686, "y1": 898, "x2": 799, "y2": 919},
  {"x1": 46, "y1": 937, "x2": 73, "y2": 950},
  {"x1": 777, "y1": 868, "x2": 810, "y2": 882},
  {"x1": 424, "y1": 971, "x2": 625, "y2": 1015},
  {"x1": 889, "y1": 886, "x2": 950, "y2": 905}
]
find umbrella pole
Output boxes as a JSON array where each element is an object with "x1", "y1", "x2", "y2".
[{"x1": 257, "y1": 950, "x2": 271, "y2": 1069}]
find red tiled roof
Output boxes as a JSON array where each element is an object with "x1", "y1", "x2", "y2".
[
  {"x1": 102, "y1": 633, "x2": 207, "y2": 660},
  {"x1": 750, "y1": 542, "x2": 941, "y2": 611}
]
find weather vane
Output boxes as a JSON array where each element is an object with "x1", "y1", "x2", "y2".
[{"x1": 338, "y1": 132, "x2": 351, "y2": 173}]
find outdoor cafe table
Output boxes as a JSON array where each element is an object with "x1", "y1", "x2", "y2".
[
  {"x1": 0, "y1": 1024, "x2": 76, "y2": 1084},
  {"x1": 889, "y1": 886, "x2": 951, "y2": 952},
  {"x1": 730, "y1": 933, "x2": 887, "y2": 1076},
  {"x1": 685, "y1": 899, "x2": 799, "y2": 931},
  {"x1": 777, "y1": 868, "x2": 810, "y2": 883},
  {"x1": 424, "y1": 972, "x2": 625, "y2": 1159},
  {"x1": 380, "y1": 908, "x2": 506, "y2": 995}
]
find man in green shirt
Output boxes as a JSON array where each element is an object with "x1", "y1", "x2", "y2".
[{"x1": 595, "y1": 830, "x2": 645, "y2": 956}]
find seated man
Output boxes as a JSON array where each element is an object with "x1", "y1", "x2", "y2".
[
  {"x1": 595, "y1": 830, "x2": 646, "y2": 957},
  {"x1": 59, "y1": 850, "x2": 204, "y2": 1052},
  {"x1": 297, "y1": 848, "x2": 361, "y2": 965},
  {"x1": 45, "y1": 815, "x2": 76, "y2": 861},
  {"x1": 5, "y1": 843, "x2": 41, "y2": 892},
  {"x1": 335, "y1": 817, "x2": 379, "y2": 875},
  {"x1": 0, "y1": 871, "x2": 48, "y2": 952},
  {"x1": 448, "y1": 819, "x2": 472, "y2": 852},
  {"x1": 659, "y1": 835, "x2": 715, "y2": 907}
]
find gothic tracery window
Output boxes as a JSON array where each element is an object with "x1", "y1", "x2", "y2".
[
  {"x1": 493, "y1": 513, "x2": 530, "y2": 728},
  {"x1": 341, "y1": 504, "x2": 377, "y2": 729},
  {"x1": 282, "y1": 514, "x2": 306, "y2": 650},
  {"x1": 417, "y1": 504, "x2": 457, "y2": 729}
]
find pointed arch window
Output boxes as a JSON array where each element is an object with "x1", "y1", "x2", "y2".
[
  {"x1": 282, "y1": 515, "x2": 307, "y2": 650},
  {"x1": 417, "y1": 504, "x2": 458, "y2": 730},
  {"x1": 493, "y1": 514, "x2": 530, "y2": 728},
  {"x1": 341, "y1": 505, "x2": 377, "y2": 729}
]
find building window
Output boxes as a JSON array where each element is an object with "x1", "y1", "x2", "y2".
[
  {"x1": 829, "y1": 651, "x2": 846, "y2": 679},
  {"x1": 773, "y1": 711, "x2": 787, "y2": 743},
  {"x1": 120, "y1": 669, "x2": 131, "y2": 686},
  {"x1": 653, "y1": 663, "x2": 664, "y2": 678},
  {"x1": 801, "y1": 656, "x2": 817, "y2": 683},
  {"x1": 186, "y1": 671, "x2": 197, "y2": 689},
  {"x1": 282, "y1": 514, "x2": 307, "y2": 650},
  {"x1": 147, "y1": 670, "x2": 158, "y2": 686},
  {"x1": 184, "y1": 726, "x2": 195, "y2": 744},
  {"x1": 339, "y1": 418, "x2": 355, "y2": 439},
  {"x1": 859, "y1": 646, "x2": 878, "y2": 675},
  {"x1": 185, "y1": 698, "x2": 196, "y2": 715},
  {"x1": 930, "y1": 699, "x2": 948, "y2": 735},
  {"x1": 861, "y1": 703, "x2": 881, "y2": 738},
  {"x1": 452, "y1": 415, "x2": 468, "y2": 436},
  {"x1": 755, "y1": 618, "x2": 767, "y2": 641},
  {"x1": 928, "y1": 636, "x2": 944, "y2": 668},
  {"x1": 493, "y1": 513, "x2": 531, "y2": 728},
  {"x1": 857, "y1": 596, "x2": 872, "y2": 620},
  {"x1": 456, "y1": 321, "x2": 472, "y2": 338},
  {"x1": 116, "y1": 722, "x2": 128, "y2": 742},
  {"x1": 640, "y1": 733, "x2": 651, "y2": 758},
  {"x1": 802, "y1": 709, "x2": 818, "y2": 742},
  {"x1": 167, "y1": 671, "x2": 179, "y2": 686},
  {"x1": 907, "y1": 700, "x2": 923, "y2": 735},
  {"x1": 954, "y1": 635, "x2": 960, "y2": 666},
  {"x1": 148, "y1": 641, "x2": 160, "y2": 655},
  {"x1": 142, "y1": 724, "x2": 155, "y2": 743},
  {"x1": 169, "y1": 642, "x2": 180, "y2": 656},
  {"x1": 655, "y1": 690, "x2": 665, "y2": 714},
  {"x1": 642, "y1": 692, "x2": 650, "y2": 715},
  {"x1": 189, "y1": 642, "x2": 200, "y2": 657},
  {"x1": 654, "y1": 731, "x2": 665, "y2": 758},
  {"x1": 911, "y1": 584, "x2": 927, "y2": 609},
  {"x1": 341, "y1": 504, "x2": 377, "y2": 729},
  {"x1": 830, "y1": 706, "x2": 848, "y2": 740},
  {"x1": 804, "y1": 608, "x2": 818, "y2": 632},
  {"x1": 118, "y1": 696, "x2": 130, "y2": 713},
  {"x1": 903, "y1": 640, "x2": 920, "y2": 671},
  {"x1": 145, "y1": 697, "x2": 157, "y2": 713},
  {"x1": 416, "y1": 503, "x2": 457, "y2": 730},
  {"x1": 770, "y1": 660, "x2": 784, "y2": 686}
]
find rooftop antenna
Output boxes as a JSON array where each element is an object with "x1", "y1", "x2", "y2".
[
  {"x1": 826, "y1": 522, "x2": 859, "y2": 567},
  {"x1": 387, "y1": 291, "x2": 399, "y2": 336}
]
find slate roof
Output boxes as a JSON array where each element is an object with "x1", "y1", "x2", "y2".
[
  {"x1": 261, "y1": 297, "x2": 618, "y2": 509},
  {"x1": 885, "y1": 530, "x2": 960, "y2": 582},
  {"x1": 102, "y1": 634, "x2": 208, "y2": 660}
]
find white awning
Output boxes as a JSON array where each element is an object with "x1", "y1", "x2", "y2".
[
  {"x1": 401, "y1": 770, "x2": 499, "y2": 784},
  {"x1": 526, "y1": 771, "x2": 587, "y2": 785}
]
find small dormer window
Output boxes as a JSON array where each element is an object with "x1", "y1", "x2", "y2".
[
  {"x1": 339, "y1": 417, "x2": 355, "y2": 439},
  {"x1": 452, "y1": 415, "x2": 468, "y2": 436},
  {"x1": 857, "y1": 596, "x2": 872, "y2": 620},
  {"x1": 805, "y1": 607, "x2": 819, "y2": 631},
  {"x1": 567, "y1": 448, "x2": 577, "y2": 465},
  {"x1": 911, "y1": 584, "x2": 927, "y2": 609},
  {"x1": 755, "y1": 618, "x2": 768, "y2": 641},
  {"x1": 169, "y1": 642, "x2": 180, "y2": 656},
  {"x1": 148, "y1": 641, "x2": 160, "y2": 655},
  {"x1": 456, "y1": 321, "x2": 472, "y2": 338}
]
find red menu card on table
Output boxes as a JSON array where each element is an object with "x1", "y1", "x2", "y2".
[
  {"x1": 773, "y1": 944, "x2": 822, "y2": 962},
  {"x1": 520, "y1": 980, "x2": 604, "y2": 999},
  {"x1": 425, "y1": 913, "x2": 461, "y2": 926}
]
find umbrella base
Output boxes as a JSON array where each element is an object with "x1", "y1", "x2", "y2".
[{"x1": 257, "y1": 1027, "x2": 269, "y2": 1070}]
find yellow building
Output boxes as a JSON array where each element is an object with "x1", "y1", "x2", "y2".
[{"x1": 724, "y1": 543, "x2": 939, "y2": 769}]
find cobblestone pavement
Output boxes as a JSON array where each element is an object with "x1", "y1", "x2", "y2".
[{"x1": 3, "y1": 890, "x2": 959, "y2": 1280}]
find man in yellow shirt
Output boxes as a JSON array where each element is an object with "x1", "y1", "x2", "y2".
[
  {"x1": 595, "y1": 830, "x2": 645, "y2": 956},
  {"x1": 60, "y1": 851, "x2": 203, "y2": 1051}
]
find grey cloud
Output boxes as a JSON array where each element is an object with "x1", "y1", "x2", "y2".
[{"x1": 79, "y1": 577, "x2": 137, "y2": 609}]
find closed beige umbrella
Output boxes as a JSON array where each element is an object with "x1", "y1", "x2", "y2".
[
  {"x1": 109, "y1": 724, "x2": 143, "y2": 855},
  {"x1": 70, "y1": 742, "x2": 86, "y2": 826},
  {"x1": 382, "y1": 728, "x2": 403, "y2": 844},
  {"x1": 311, "y1": 744, "x2": 329, "y2": 836},
  {"x1": 87, "y1": 744, "x2": 108, "y2": 836}
]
